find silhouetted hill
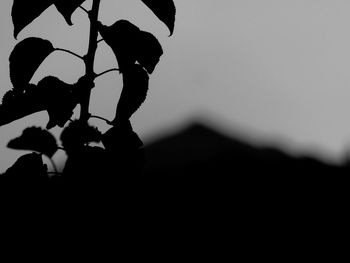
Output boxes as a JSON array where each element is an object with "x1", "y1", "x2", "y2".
[
  {"x1": 144, "y1": 121, "x2": 345, "y2": 176},
  {"x1": 142, "y1": 121, "x2": 350, "y2": 201}
]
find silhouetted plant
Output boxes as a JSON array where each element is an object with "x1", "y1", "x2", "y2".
[{"x1": 0, "y1": 0, "x2": 176, "y2": 181}]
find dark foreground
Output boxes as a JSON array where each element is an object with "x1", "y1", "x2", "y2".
[
  {"x1": 0, "y1": 123, "x2": 348, "y2": 258},
  {"x1": 1, "y1": 122, "x2": 348, "y2": 198}
]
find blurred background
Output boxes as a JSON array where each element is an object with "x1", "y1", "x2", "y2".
[{"x1": 2, "y1": 0, "x2": 350, "y2": 172}]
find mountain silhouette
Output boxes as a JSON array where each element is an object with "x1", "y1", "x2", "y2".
[
  {"x1": 141, "y1": 121, "x2": 350, "y2": 202},
  {"x1": 138, "y1": 122, "x2": 350, "y2": 234},
  {"x1": 144, "y1": 121, "x2": 346, "y2": 177}
]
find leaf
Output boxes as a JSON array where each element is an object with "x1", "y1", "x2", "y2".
[
  {"x1": 0, "y1": 76, "x2": 78, "y2": 128},
  {"x1": 1, "y1": 90, "x2": 16, "y2": 105},
  {"x1": 37, "y1": 76, "x2": 78, "y2": 129},
  {"x1": 136, "y1": 31, "x2": 163, "y2": 74},
  {"x1": 60, "y1": 120, "x2": 102, "y2": 153},
  {"x1": 101, "y1": 121, "x2": 145, "y2": 176},
  {"x1": 11, "y1": 0, "x2": 86, "y2": 38},
  {"x1": 7, "y1": 127, "x2": 58, "y2": 158},
  {"x1": 9, "y1": 38, "x2": 54, "y2": 92},
  {"x1": 73, "y1": 75, "x2": 95, "y2": 101},
  {"x1": 98, "y1": 20, "x2": 140, "y2": 72},
  {"x1": 102, "y1": 120, "x2": 143, "y2": 152},
  {"x1": 12, "y1": 0, "x2": 54, "y2": 39},
  {"x1": 53, "y1": 0, "x2": 86, "y2": 25},
  {"x1": 113, "y1": 64, "x2": 149, "y2": 123},
  {"x1": 0, "y1": 84, "x2": 47, "y2": 127},
  {"x1": 98, "y1": 21, "x2": 163, "y2": 74},
  {"x1": 5, "y1": 153, "x2": 48, "y2": 178},
  {"x1": 141, "y1": 0, "x2": 176, "y2": 36}
]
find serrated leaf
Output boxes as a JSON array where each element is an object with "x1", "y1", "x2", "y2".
[
  {"x1": 1, "y1": 90, "x2": 16, "y2": 105},
  {"x1": 102, "y1": 120, "x2": 143, "y2": 152},
  {"x1": 0, "y1": 76, "x2": 78, "y2": 128},
  {"x1": 53, "y1": 0, "x2": 86, "y2": 25},
  {"x1": 60, "y1": 120, "x2": 102, "y2": 153},
  {"x1": 98, "y1": 21, "x2": 163, "y2": 74},
  {"x1": 12, "y1": 0, "x2": 54, "y2": 39},
  {"x1": 37, "y1": 76, "x2": 78, "y2": 129},
  {"x1": 9, "y1": 38, "x2": 54, "y2": 92},
  {"x1": 8, "y1": 127, "x2": 58, "y2": 158},
  {"x1": 113, "y1": 64, "x2": 149, "y2": 123},
  {"x1": 0, "y1": 84, "x2": 47, "y2": 127},
  {"x1": 141, "y1": 0, "x2": 176, "y2": 36}
]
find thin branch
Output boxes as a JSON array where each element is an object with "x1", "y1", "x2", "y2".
[
  {"x1": 55, "y1": 48, "x2": 85, "y2": 61},
  {"x1": 78, "y1": 5, "x2": 90, "y2": 15},
  {"x1": 89, "y1": 115, "x2": 113, "y2": 125},
  {"x1": 94, "y1": 68, "x2": 120, "y2": 78},
  {"x1": 80, "y1": 0, "x2": 101, "y2": 122}
]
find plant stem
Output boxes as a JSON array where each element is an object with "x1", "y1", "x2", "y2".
[
  {"x1": 78, "y1": 5, "x2": 89, "y2": 15},
  {"x1": 94, "y1": 68, "x2": 120, "y2": 78},
  {"x1": 55, "y1": 48, "x2": 84, "y2": 61},
  {"x1": 89, "y1": 115, "x2": 113, "y2": 125},
  {"x1": 80, "y1": 0, "x2": 101, "y2": 122},
  {"x1": 58, "y1": 147, "x2": 66, "y2": 152}
]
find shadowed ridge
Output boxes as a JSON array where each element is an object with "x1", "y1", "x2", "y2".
[
  {"x1": 140, "y1": 121, "x2": 350, "y2": 211},
  {"x1": 143, "y1": 121, "x2": 347, "y2": 180},
  {"x1": 144, "y1": 121, "x2": 257, "y2": 174}
]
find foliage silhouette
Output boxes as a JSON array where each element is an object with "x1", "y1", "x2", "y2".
[
  {"x1": 9, "y1": 37, "x2": 54, "y2": 92},
  {"x1": 12, "y1": 0, "x2": 85, "y2": 38},
  {"x1": 61, "y1": 120, "x2": 101, "y2": 154},
  {"x1": 8, "y1": 127, "x2": 58, "y2": 158},
  {"x1": 114, "y1": 64, "x2": 149, "y2": 122},
  {"x1": 4, "y1": 152, "x2": 48, "y2": 183},
  {"x1": 0, "y1": 76, "x2": 78, "y2": 128},
  {"x1": 0, "y1": 0, "x2": 176, "y2": 182},
  {"x1": 0, "y1": 83, "x2": 45, "y2": 126},
  {"x1": 141, "y1": 0, "x2": 176, "y2": 36},
  {"x1": 98, "y1": 20, "x2": 163, "y2": 74},
  {"x1": 38, "y1": 76, "x2": 78, "y2": 129},
  {"x1": 102, "y1": 120, "x2": 143, "y2": 152},
  {"x1": 53, "y1": 0, "x2": 86, "y2": 26}
]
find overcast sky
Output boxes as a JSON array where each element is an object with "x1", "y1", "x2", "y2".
[{"x1": 2, "y1": 0, "x2": 350, "y2": 171}]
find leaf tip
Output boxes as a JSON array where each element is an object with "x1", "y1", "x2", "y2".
[
  {"x1": 66, "y1": 20, "x2": 74, "y2": 26},
  {"x1": 46, "y1": 120, "x2": 55, "y2": 130},
  {"x1": 63, "y1": 16, "x2": 74, "y2": 26},
  {"x1": 13, "y1": 29, "x2": 18, "y2": 40}
]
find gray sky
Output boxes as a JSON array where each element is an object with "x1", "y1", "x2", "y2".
[{"x1": 2, "y1": 0, "x2": 350, "y2": 171}]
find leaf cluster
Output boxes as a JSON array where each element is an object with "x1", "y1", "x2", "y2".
[{"x1": 1, "y1": 0, "x2": 176, "y2": 179}]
